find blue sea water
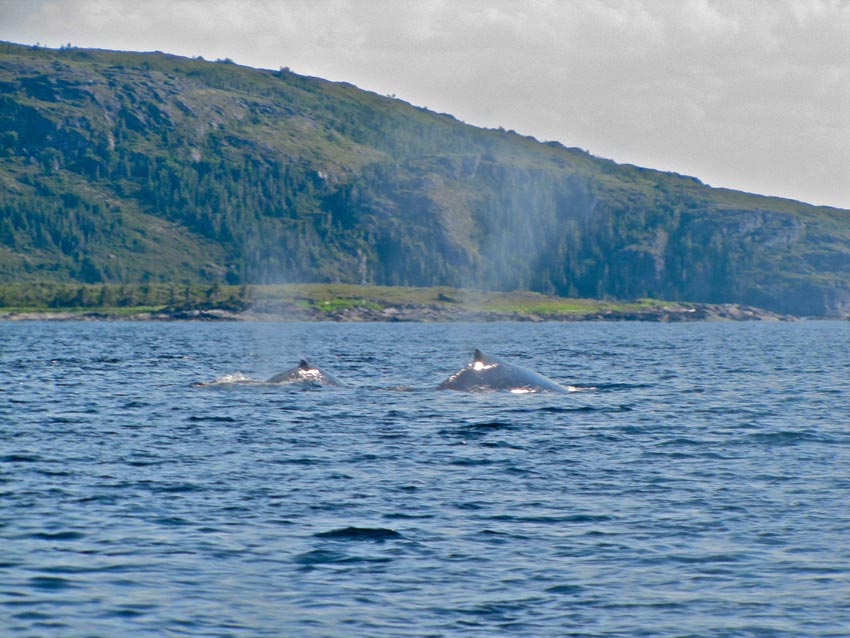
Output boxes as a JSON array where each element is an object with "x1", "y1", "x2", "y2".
[{"x1": 2, "y1": 319, "x2": 850, "y2": 637}]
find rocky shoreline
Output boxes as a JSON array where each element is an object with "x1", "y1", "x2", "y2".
[{"x1": 0, "y1": 301, "x2": 795, "y2": 322}]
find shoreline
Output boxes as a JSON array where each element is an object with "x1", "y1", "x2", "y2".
[{"x1": 0, "y1": 301, "x2": 795, "y2": 322}]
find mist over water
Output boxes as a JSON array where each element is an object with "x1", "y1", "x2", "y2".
[{"x1": 2, "y1": 320, "x2": 850, "y2": 637}]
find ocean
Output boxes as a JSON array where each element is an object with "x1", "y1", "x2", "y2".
[{"x1": 2, "y1": 320, "x2": 850, "y2": 637}]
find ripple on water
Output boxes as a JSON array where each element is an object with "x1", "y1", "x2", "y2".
[
  {"x1": 28, "y1": 576, "x2": 76, "y2": 591},
  {"x1": 1, "y1": 453, "x2": 44, "y2": 463},
  {"x1": 294, "y1": 549, "x2": 394, "y2": 568},
  {"x1": 314, "y1": 527, "x2": 403, "y2": 541},
  {"x1": 745, "y1": 430, "x2": 839, "y2": 446},
  {"x1": 29, "y1": 531, "x2": 87, "y2": 541}
]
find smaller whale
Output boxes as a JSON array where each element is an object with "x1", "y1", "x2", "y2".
[
  {"x1": 267, "y1": 359, "x2": 344, "y2": 387},
  {"x1": 438, "y1": 349, "x2": 568, "y2": 393}
]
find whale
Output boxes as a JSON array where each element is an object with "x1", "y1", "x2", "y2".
[
  {"x1": 437, "y1": 349, "x2": 569, "y2": 393},
  {"x1": 267, "y1": 359, "x2": 344, "y2": 387}
]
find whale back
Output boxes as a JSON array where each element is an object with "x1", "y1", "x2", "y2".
[
  {"x1": 267, "y1": 359, "x2": 344, "y2": 386},
  {"x1": 438, "y1": 349, "x2": 567, "y2": 393}
]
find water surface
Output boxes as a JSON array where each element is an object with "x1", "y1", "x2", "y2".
[{"x1": 2, "y1": 320, "x2": 850, "y2": 637}]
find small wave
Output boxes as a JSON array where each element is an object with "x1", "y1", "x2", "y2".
[
  {"x1": 156, "y1": 353, "x2": 189, "y2": 361},
  {"x1": 269, "y1": 457, "x2": 322, "y2": 466},
  {"x1": 185, "y1": 415, "x2": 238, "y2": 423},
  {"x1": 592, "y1": 382, "x2": 654, "y2": 391},
  {"x1": 547, "y1": 405, "x2": 633, "y2": 414},
  {"x1": 481, "y1": 443, "x2": 527, "y2": 453},
  {"x1": 383, "y1": 512, "x2": 435, "y2": 520},
  {"x1": 669, "y1": 553, "x2": 743, "y2": 564},
  {"x1": 439, "y1": 421, "x2": 521, "y2": 440},
  {"x1": 1, "y1": 453, "x2": 43, "y2": 463},
  {"x1": 294, "y1": 549, "x2": 393, "y2": 566},
  {"x1": 30, "y1": 531, "x2": 86, "y2": 541},
  {"x1": 38, "y1": 563, "x2": 136, "y2": 575},
  {"x1": 448, "y1": 599, "x2": 534, "y2": 621},
  {"x1": 450, "y1": 457, "x2": 499, "y2": 466},
  {"x1": 48, "y1": 415, "x2": 87, "y2": 424},
  {"x1": 506, "y1": 404, "x2": 633, "y2": 415},
  {"x1": 314, "y1": 526, "x2": 402, "y2": 541},
  {"x1": 191, "y1": 372, "x2": 256, "y2": 387},
  {"x1": 103, "y1": 607, "x2": 147, "y2": 619},
  {"x1": 126, "y1": 460, "x2": 164, "y2": 468},
  {"x1": 36, "y1": 468, "x2": 73, "y2": 477},
  {"x1": 48, "y1": 357, "x2": 85, "y2": 365},
  {"x1": 658, "y1": 437, "x2": 707, "y2": 447},
  {"x1": 151, "y1": 483, "x2": 203, "y2": 494},
  {"x1": 539, "y1": 405, "x2": 598, "y2": 413},
  {"x1": 457, "y1": 421, "x2": 519, "y2": 434},
  {"x1": 29, "y1": 576, "x2": 75, "y2": 591},
  {"x1": 476, "y1": 529, "x2": 532, "y2": 543},
  {"x1": 745, "y1": 430, "x2": 833, "y2": 446},
  {"x1": 73, "y1": 494, "x2": 120, "y2": 504},
  {"x1": 293, "y1": 549, "x2": 348, "y2": 566},
  {"x1": 122, "y1": 400, "x2": 150, "y2": 409},
  {"x1": 546, "y1": 584, "x2": 585, "y2": 595},
  {"x1": 12, "y1": 611, "x2": 52, "y2": 621},
  {"x1": 489, "y1": 514, "x2": 611, "y2": 524},
  {"x1": 152, "y1": 516, "x2": 191, "y2": 526}
]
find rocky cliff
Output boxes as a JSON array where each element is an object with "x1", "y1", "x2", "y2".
[{"x1": 2, "y1": 41, "x2": 849, "y2": 315}]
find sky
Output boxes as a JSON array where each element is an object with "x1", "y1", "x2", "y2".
[{"x1": 1, "y1": 0, "x2": 849, "y2": 209}]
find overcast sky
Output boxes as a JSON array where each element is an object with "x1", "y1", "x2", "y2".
[{"x1": 1, "y1": 0, "x2": 848, "y2": 209}]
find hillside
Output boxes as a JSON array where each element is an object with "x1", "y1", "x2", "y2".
[{"x1": 1, "y1": 41, "x2": 849, "y2": 316}]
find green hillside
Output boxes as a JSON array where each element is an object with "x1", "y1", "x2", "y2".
[{"x1": 1, "y1": 41, "x2": 849, "y2": 315}]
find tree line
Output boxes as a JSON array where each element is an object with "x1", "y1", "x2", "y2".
[{"x1": 0, "y1": 282, "x2": 248, "y2": 310}]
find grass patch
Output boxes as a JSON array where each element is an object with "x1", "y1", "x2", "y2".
[
  {"x1": 0, "y1": 282, "x2": 706, "y2": 319},
  {"x1": 245, "y1": 284, "x2": 682, "y2": 316}
]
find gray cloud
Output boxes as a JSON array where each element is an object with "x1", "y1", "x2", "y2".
[{"x1": 1, "y1": 0, "x2": 848, "y2": 208}]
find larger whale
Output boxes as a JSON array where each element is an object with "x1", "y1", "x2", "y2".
[{"x1": 438, "y1": 349, "x2": 569, "y2": 393}]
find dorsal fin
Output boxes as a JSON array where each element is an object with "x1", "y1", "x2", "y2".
[
  {"x1": 473, "y1": 349, "x2": 485, "y2": 362},
  {"x1": 299, "y1": 359, "x2": 311, "y2": 370}
]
